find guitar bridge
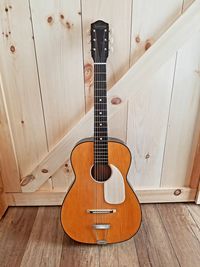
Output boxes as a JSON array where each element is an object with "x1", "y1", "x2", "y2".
[{"x1": 87, "y1": 209, "x2": 116, "y2": 214}]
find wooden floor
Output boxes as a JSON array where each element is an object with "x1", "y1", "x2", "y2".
[{"x1": 0, "y1": 204, "x2": 200, "y2": 267}]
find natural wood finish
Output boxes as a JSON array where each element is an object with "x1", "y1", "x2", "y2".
[
  {"x1": 60, "y1": 237, "x2": 99, "y2": 267},
  {"x1": 0, "y1": 207, "x2": 38, "y2": 266},
  {"x1": 0, "y1": 193, "x2": 8, "y2": 219},
  {"x1": 0, "y1": 77, "x2": 21, "y2": 192},
  {"x1": 23, "y1": 1, "x2": 200, "y2": 192},
  {"x1": 20, "y1": 207, "x2": 64, "y2": 267},
  {"x1": 61, "y1": 141, "x2": 141, "y2": 244},
  {"x1": 29, "y1": 0, "x2": 85, "y2": 149},
  {"x1": 157, "y1": 203, "x2": 200, "y2": 267},
  {"x1": 0, "y1": 0, "x2": 48, "y2": 177},
  {"x1": 190, "y1": 132, "x2": 200, "y2": 189},
  {"x1": 5, "y1": 187, "x2": 197, "y2": 206},
  {"x1": 0, "y1": 172, "x2": 8, "y2": 218},
  {"x1": 82, "y1": 0, "x2": 132, "y2": 110},
  {"x1": 128, "y1": 1, "x2": 183, "y2": 187},
  {"x1": 134, "y1": 204, "x2": 180, "y2": 267},
  {"x1": 196, "y1": 182, "x2": 200, "y2": 204},
  {"x1": 161, "y1": 33, "x2": 200, "y2": 187},
  {"x1": 1, "y1": 204, "x2": 199, "y2": 266}
]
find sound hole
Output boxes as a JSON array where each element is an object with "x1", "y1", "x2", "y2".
[{"x1": 91, "y1": 164, "x2": 112, "y2": 182}]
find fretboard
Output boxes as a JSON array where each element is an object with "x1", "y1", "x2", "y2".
[{"x1": 94, "y1": 63, "x2": 108, "y2": 165}]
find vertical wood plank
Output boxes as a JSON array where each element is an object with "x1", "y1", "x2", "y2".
[
  {"x1": 30, "y1": 0, "x2": 85, "y2": 149},
  {"x1": 127, "y1": 1, "x2": 183, "y2": 188},
  {"x1": 20, "y1": 207, "x2": 64, "y2": 267},
  {"x1": 81, "y1": 0, "x2": 132, "y2": 111},
  {"x1": 161, "y1": 33, "x2": 200, "y2": 187},
  {"x1": 0, "y1": 77, "x2": 21, "y2": 192},
  {"x1": 0, "y1": 1, "x2": 48, "y2": 178},
  {"x1": 0, "y1": 207, "x2": 38, "y2": 266}
]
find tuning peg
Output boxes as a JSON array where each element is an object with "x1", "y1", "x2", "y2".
[
  {"x1": 109, "y1": 46, "x2": 114, "y2": 53},
  {"x1": 109, "y1": 28, "x2": 114, "y2": 35},
  {"x1": 86, "y1": 29, "x2": 91, "y2": 36},
  {"x1": 109, "y1": 37, "x2": 114, "y2": 44}
]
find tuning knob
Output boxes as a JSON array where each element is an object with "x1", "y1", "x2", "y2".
[
  {"x1": 86, "y1": 29, "x2": 91, "y2": 35},
  {"x1": 109, "y1": 46, "x2": 114, "y2": 53},
  {"x1": 109, "y1": 37, "x2": 114, "y2": 44}
]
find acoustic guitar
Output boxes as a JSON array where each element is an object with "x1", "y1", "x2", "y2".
[{"x1": 61, "y1": 20, "x2": 141, "y2": 244}]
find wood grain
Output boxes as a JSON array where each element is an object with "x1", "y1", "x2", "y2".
[
  {"x1": 0, "y1": 207, "x2": 38, "y2": 266},
  {"x1": 23, "y1": 1, "x2": 200, "y2": 192},
  {"x1": 0, "y1": 0, "x2": 48, "y2": 178},
  {"x1": 128, "y1": 1, "x2": 183, "y2": 188},
  {"x1": 82, "y1": 0, "x2": 132, "y2": 110},
  {"x1": 161, "y1": 33, "x2": 200, "y2": 187},
  {"x1": 0, "y1": 204, "x2": 200, "y2": 266},
  {"x1": 29, "y1": 0, "x2": 85, "y2": 149},
  {"x1": 20, "y1": 207, "x2": 64, "y2": 267},
  {"x1": 157, "y1": 203, "x2": 200, "y2": 267},
  {"x1": 134, "y1": 204, "x2": 180, "y2": 267},
  {"x1": 61, "y1": 141, "x2": 141, "y2": 244},
  {"x1": 0, "y1": 78, "x2": 21, "y2": 192},
  {"x1": 60, "y1": 237, "x2": 99, "y2": 267}
]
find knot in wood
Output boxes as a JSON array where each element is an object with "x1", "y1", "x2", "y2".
[
  {"x1": 135, "y1": 35, "x2": 140, "y2": 43},
  {"x1": 10, "y1": 45, "x2": 15, "y2": 53},
  {"x1": 145, "y1": 41, "x2": 151, "y2": 51},
  {"x1": 111, "y1": 97, "x2": 122, "y2": 105},
  {"x1": 41, "y1": 169, "x2": 48, "y2": 174},
  {"x1": 84, "y1": 64, "x2": 93, "y2": 84},
  {"x1": 145, "y1": 153, "x2": 150, "y2": 159},
  {"x1": 174, "y1": 189, "x2": 182, "y2": 196},
  {"x1": 47, "y1": 16, "x2": 53, "y2": 24}
]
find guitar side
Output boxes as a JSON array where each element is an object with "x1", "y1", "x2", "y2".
[{"x1": 61, "y1": 139, "x2": 142, "y2": 244}]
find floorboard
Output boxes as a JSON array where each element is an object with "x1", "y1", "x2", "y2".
[
  {"x1": 157, "y1": 203, "x2": 200, "y2": 267},
  {"x1": 0, "y1": 207, "x2": 38, "y2": 267},
  {"x1": 0, "y1": 204, "x2": 199, "y2": 267}
]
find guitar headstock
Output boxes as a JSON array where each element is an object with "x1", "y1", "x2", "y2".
[{"x1": 91, "y1": 20, "x2": 109, "y2": 63}]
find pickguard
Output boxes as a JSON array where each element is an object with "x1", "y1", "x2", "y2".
[{"x1": 104, "y1": 164, "x2": 125, "y2": 204}]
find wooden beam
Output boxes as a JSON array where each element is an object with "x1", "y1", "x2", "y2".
[
  {"x1": 22, "y1": 0, "x2": 200, "y2": 192},
  {"x1": 6, "y1": 187, "x2": 196, "y2": 205}
]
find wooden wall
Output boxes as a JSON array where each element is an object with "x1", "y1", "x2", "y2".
[{"x1": 0, "y1": 0, "x2": 199, "y2": 207}]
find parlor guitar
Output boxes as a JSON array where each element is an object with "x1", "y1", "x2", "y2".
[{"x1": 61, "y1": 20, "x2": 141, "y2": 244}]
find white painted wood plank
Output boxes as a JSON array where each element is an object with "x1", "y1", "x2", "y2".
[
  {"x1": 22, "y1": 1, "x2": 200, "y2": 191},
  {"x1": 30, "y1": 0, "x2": 85, "y2": 149},
  {"x1": 161, "y1": 33, "x2": 200, "y2": 187},
  {"x1": 0, "y1": 1, "x2": 48, "y2": 177}
]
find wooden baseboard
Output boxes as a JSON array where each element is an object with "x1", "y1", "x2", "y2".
[{"x1": 5, "y1": 187, "x2": 196, "y2": 206}]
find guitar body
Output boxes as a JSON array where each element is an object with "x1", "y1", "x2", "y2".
[{"x1": 61, "y1": 139, "x2": 142, "y2": 244}]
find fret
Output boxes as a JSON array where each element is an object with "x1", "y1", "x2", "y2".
[{"x1": 94, "y1": 62, "x2": 108, "y2": 165}]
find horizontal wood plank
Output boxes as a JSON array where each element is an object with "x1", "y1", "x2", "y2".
[{"x1": 5, "y1": 187, "x2": 197, "y2": 206}]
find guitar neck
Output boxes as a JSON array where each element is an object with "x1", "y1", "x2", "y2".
[{"x1": 94, "y1": 63, "x2": 108, "y2": 165}]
